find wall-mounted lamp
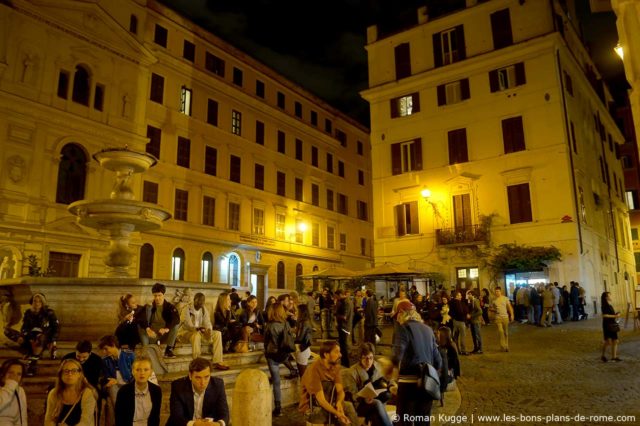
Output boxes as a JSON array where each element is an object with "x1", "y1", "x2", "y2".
[
  {"x1": 421, "y1": 188, "x2": 432, "y2": 199},
  {"x1": 614, "y1": 42, "x2": 624, "y2": 60},
  {"x1": 297, "y1": 222, "x2": 308, "y2": 232}
]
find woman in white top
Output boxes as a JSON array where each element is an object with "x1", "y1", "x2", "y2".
[{"x1": 0, "y1": 359, "x2": 27, "y2": 426}]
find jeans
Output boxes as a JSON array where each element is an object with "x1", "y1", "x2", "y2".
[
  {"x1": 396, "y1": 382, "x2": 434, "y2": 426},
  {"x1": 321, "y1": 309, "x2": 333, "y2": 339},
  {"x1": 138, "y1": 325, "x2": 179, "y2": 348},
  {"x1": 553, "y1": 304, "x2": 563, "y2": 323},
  {"x1": 469, "y1": 322, "x2": 482, "y2": 352},
  {"x1": 357, "y1": 399, "x2": 392, "y2": 426},
  {"x1": 451, "y1": 320, "x2": 467, "y2": 353},
  {"x1": 267, "y1": 357, "x2": 282, "y2": 404}
]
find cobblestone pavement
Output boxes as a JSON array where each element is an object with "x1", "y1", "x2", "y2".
[{"x1": 275, "y1": 318, "x2": 639, "y2": 426}]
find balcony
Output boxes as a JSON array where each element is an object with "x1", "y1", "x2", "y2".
[{"x1": 435, "y1": 224, "x2": 488, "y2": 246}]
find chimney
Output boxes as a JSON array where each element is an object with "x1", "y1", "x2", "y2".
[
  {"x1": 367, "y1": 25, "x2": 378, "y2": 44},
  {"x1": 417, "y1": 6, "x2": 428, "y2": 24}
]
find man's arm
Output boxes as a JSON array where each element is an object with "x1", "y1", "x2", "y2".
[
  {"x1": 209, "y1": 378, "x2": 230, "y2": 426},
  {"x1": 507, "y1": 299, "x2": 514, "y2": 321},
  {"x1": 313, "y1": 389, "x2": 350, "y2": 424},
  {"x1": 168, "y1": 380, "x2": 189, "y2": 426}
]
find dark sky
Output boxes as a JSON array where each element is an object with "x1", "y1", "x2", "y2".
[{"x1": 158, "y1": 0, "x2": 628, "y2": 128}]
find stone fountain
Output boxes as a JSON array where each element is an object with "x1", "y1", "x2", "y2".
[{"x1": 68, "y1": 147, "x2": 171, "y2": 277}]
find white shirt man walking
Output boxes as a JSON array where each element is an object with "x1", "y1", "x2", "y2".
[{"x1": 490, "y1": 287, "x2": 514, "y2": 352}]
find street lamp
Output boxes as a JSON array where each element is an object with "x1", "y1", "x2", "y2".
[
  {"x1": 614, "y1": 42, "x2": 624, "y2": 60},
  {"x1": 421, "y1": 188, "x2": 432, "y2": 199}
]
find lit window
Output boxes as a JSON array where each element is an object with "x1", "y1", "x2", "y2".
[
  {"x1": 253, "y1": 208, "x2": 265, "y2": 235},
  {"x1": 180, "y1": 86, "x2": 192, "y2": 116},
  {"x1": 231, "y1": 110, "x2": 242, "y2": 136},
  {"x1": 275, "y1": 213, "x2": 286, "y2": 240},
  {"x1": 171, "y1": 248, "x2": 185, "y2": 281},
  {"x1": 457, "y1": 269, "x2": 467, "y2": 278},
  {"x1": 201, "y1": 252, "x2": 213, "y2": 283},
  {"x1": 469, "y1": 268, "x2": 479, "y2": 278},
  {"x1": 399, "y1": 95, "x2": 413, "y2": 116},
  {"x1": 228, "y1": 253, "x2": 240, "y2": 287},
  {"x1": 445, "y1": 81, "x2": 462, "y2": 104}
]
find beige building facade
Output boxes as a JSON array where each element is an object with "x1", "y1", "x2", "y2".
[
  {"x1": 0, "y1": 0, "x2": 373, "y2": 299},
  {"x1": 362, "y1": 0, "x2": 635, "y2": 312}
]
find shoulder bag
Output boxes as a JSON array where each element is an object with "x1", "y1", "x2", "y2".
[{"x1": 405, "y1": 324, "x2": 441, "y2": 400}]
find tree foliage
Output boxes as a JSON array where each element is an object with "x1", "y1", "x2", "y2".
[{"x1": 485, "y1": 244, "x2": 562, "y2": 277}]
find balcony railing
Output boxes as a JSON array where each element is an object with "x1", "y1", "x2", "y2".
[{"x1": 435, "y1": 224, "x2": 488, "y2": 246}]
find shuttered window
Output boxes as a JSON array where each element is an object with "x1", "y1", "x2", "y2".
[
  {"x1": 490, "y1": 9, "x2": 513, "y2": 49},
  {"x1": 391, "y1": 138, "x2": 422, "y2": 175},
  {"x1": 395, "y1": 202, "x2": 419, "y2": 236},
  {"x1": 502, "y1": 116, "x2": 525, "y2": 153},
  {"x1": 437, "y1": 78, "x2": 470, "y2": 106},
  {"x1": 489, "y1": 62, "x2": 526, "y2": 92},
  {"x1": 390, "y1": 93, "x2": 420, "y2": 118},
  {"x1": 394, "y1": 43, "x2": 411, "y2": 79},
  {"x1": 507, "y1": 183, "x2": 532, "y2": 224},
  {"x1": 433, "y1": 25, "x2": 465, "y2": 67},
  {"x1": 448, "y1": 128, "x2": 468, "y2": 164}
]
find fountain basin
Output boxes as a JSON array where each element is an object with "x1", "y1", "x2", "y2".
[
  {"x1": 68, "y1": 199, "x2": 171, "y2": 232},
  {"x1": 93, "y1": 148, "x2": 158, "y2": 174}
]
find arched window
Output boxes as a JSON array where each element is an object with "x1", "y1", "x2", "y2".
[
  {"x1": 228, "y1": 253, "x2": 240, "y2": 287},
  {"x1": 72, "y1": 65, "x2": 90, "y2": 106},
  {"x1": 277, "y1": 261, "x2": 285, "y2": 289},
  {"x1": 139, "y1": 243, "x2": 154, "y2": 278},
  {"x1": 56, "y1": 143, "x2": 87, "y2": 204},
  {"x1": 201, "y1": 252, "x2": 213, "y2": 283},
  {"x1": 171, "y1": 248, "x2": 185, "y2": 281}
]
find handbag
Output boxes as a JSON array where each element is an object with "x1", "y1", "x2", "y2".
[
  {"x1": 607, "y1": 321, "x2": 620, "y2": 333},
  {"x1": 405, "y1": 324, "x2": 441, "y2": 401}
]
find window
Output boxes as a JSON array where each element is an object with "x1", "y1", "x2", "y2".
[
  {"x1": 205, "y1": 52, "x2": 225, "y2": 77},
  {"x1": 174, "y1": 189, "x2": 188, "y2": 221},
  {"x1": 57, "y1": 70, "x2": 69, "y2": 99},
  {"x1": 253, "y1": 208, "x2": 265, "y2": 235},
  {"x1": 277, "y1": 261, "x2": 285, "y2": 289},
  {"x1": 154, "y1": 24, "x2": 168, "y2": 47},
  {"x1": 390, "y1": 93, "x2": 420, "y2": 118},
  {"x1": 312, "y1": 223, "x2": 320, "y2": 247},
  {"x1": 437, "y1": 78, "x2": 470, "y2": 106},
  {"x1": 448, "y1": 128, "x2": 468, "y2": 164},
  {"x1": 129, "y1": 15, "x2": 138, "y2": 34},
  {"x1": 277, "y1": 131, "x2": 286, "y2": 154},
  {"x1": 490, "y1": 8, "x2": 513, "y2": 50},
  {"x1": 231, "y1": 110, "x2": 242, "y2": 136},
  {"x1": 94, "y1": 84, "x2": 104, "y2": 111},
  {"x1": 507, "y1": 183, "x2": 533, "y2": 224},
  {"x1": 311, "y1": 184, "x2": 319, "y2": 206},
  {"x1": 256, "y1": 121, "x2": 265, "y2": 145},
  {"x1": 325, "y1": 119, "x2": 333, "y2": 134},
  {"x1": 357, "y1": 201, "x2": 368, "y2": 221},
  {"x1": 358, "y1": 170, "x2": 365, "y2": 186},
  {"x1": 277, "y1": 91, "x2": 285, "y2": 109},
  {"x1": 228, "y1": 202, "x2": 240, "y2": 231},
  {"x1": 295, "y1": 219, "x2": 304, "y2": 244},
  {"x1": 360, "y1": 238, "x2": 367, "y2": 256},
  {"x1": 254, "y1": 163, "x2": 264, "y2": 190},
  {"x1": 570, "y1": 121, "x2": 578, "y2": 154},
  {"x1": 433, "y1": 25, "x2": 465, "y2": 67},
  {"x1": 564, "y1": 71, "x2": 573, "y2": 96},
  {"x1": 295, "y1": 101, "x2": 302, "y2": 118},
  {"x1": 183, "y1": 40, "x2": 195, "y2": 62},
  {"x1": 276, "y1": 213, "x2": 286, "y2": 240},
  {"x1": 150, "y1": 73, "x2": 164, "y2": 104},
  {"x1": 394, "y1": 43, "x2": 411, "y2": 79},
  {"x1": 201, "y1": 252, "x2": 213, "y2": 283},
  {"x1": 177, "y1": 137, "x2": 190, "y2": 168},
  {"x1": 453, "y1": 194, "x2": 472, "y2": 229},
  {"x1": 72, "y1": 65, "x2": 90, "y2": 106},
  {"x1": 310, "y1": 111, "x2": 318, "y2": 126},
  {"x1": 395, "y1": 201, "x2": 419, "y2": 236},
  {"x1": 48, "y1": 252, "x2": 80, "y2": 278},
  {"x1": 327, "y1": 226, "x2": 335, "y2": 249},
  {"x1": 295, "y1": 139, "x2": 303, "y2": 161},
  {"x1": 203, "y1": 196, "x2": 215, "y2": 226},
  {"x1": 143, "y1": 181, "x2": 159, "y2": 204},
  {"x1": 228, "y1": 253, "x2": 240, "y2": 286},
  {"x1": 391, "y1": 138, "x2": 422, "y2": 175},
  {"x1": 338, "y1": 161, "x2": 345, "y2": 178},
  {"x1": 230, "y1": 155, "x2": 241, "y2": 183},
  {"x1": 204, "y1": 146, "x2": 217, "y2": 176},
  {"x1": 146, "y1": 125, "x2": 161, "y2": 159},
  {"x1": 311, "y1": 146, "x2": 318, "y2": 167},
  {"x1": 357, "y1": 141, "x2": 364, "y2": 156},
  {"x1": 489, "y1": 62, "x2": 526, "y2": 92},
  {"x1": 56, "y1": 143, "x2": 87, "y2": 204},
  {"x1": 233, "y1": 67, "x2": 243, "y2": 86},
  {"x1": 180, "y1": 86, "x2": 192, "y2": 116},
  {"x1": 340, "y1": 233, "x2": 347, "y2": 251},
  {"x1": 327, "y1": 189, "x2": 334, "y2": 211},
  {"x1": 326, "y1": 153, "x2": 334, "y2": 173},
  {"x1": 626, "y1": 191, "x2": 639, "y2": 210},
  {"x1": 171, "y1": 248, "x2": 184, "y2": 281},
  {"x1": 335, "y1": 129, "x2": 346, "y2": 147},
  {"x1": 256, "y1": 80, "x2": 265, "y2": 98},
  {"x1": 502, "y1": 116, "x2": 525, "y2": 153},
  {"x1": 139, "y1": 243, "x2": 153, "y2": 279},
  {"x1": 295, "y1": 178, "x2": 303, "y2": 201},
  {"x1": 207, "y1": 99, "x2": 218, "y2": 126},
  {"x1": 632, "y1": 228, "x2": 639, "y2": 241},
  {"x1": 277, "y1": 171, "x2": 286, "y2": 197},
  {"x1": 337, "y1": 193, "x2": 348, "y2": 215}
]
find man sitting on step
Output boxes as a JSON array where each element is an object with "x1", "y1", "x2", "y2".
[
  {"x1": 135, "y1": 283, "x2": 180, "y2": 358},
  {"x1": 178, "y1": 292, "x2": 229, "y2": 371},
  {"x1": 62, "y1": 339, "x2": 103, "y2": 389}
]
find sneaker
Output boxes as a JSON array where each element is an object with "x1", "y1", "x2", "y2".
[
  {"x1": 164, "y1": 348, "x2": 176, "y2": 358},
  {"x1": 272, "y1": 408, "x2": 283, "y2": 417}
]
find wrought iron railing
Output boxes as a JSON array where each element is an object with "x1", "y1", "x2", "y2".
[{"x1": 435, "y1": 224, "x2": 488, "y2": 246}]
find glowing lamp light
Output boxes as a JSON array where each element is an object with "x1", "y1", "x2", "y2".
[
  {"x1": 614, "y1": 42, "x2": 624, "y2": 60},
  {"x1": 297, "y1": 222, "x2": 307, "y2": 232},
  {"x1": 421, "y1": 188, "x2": 432, "y2": 198}
]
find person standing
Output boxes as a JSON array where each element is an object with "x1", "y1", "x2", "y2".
[
  {"x1": 114, "y1": 356, "x2": 161, "y2": 426},
  {"x1": 335, "y1": 290, "x2": 352, "y2": 367},
  {"x1": 264, "y1": 302, "x2": 296, "y2": 417},
  {"x1": 391, "y1": 300, "x2": 442, "y2": 426},
  {"x1": 600, "y1": 292, "x2": 621, "y2": 362},
  {"x1": 551, "y1": 283, "x2": 563, "y2": 324},
  {"x1": 466, "y1": 290, "x2": 483, "y2": 354},
  {"x1": 541, "y1": 284, "x2": 555, "y2": 327},
  {"x1": 449, "y1": 291, "x2": 469, "y2": 355},
  {"x1": 490, "y1": 287, "x2": 514, "y2": 352},
  {"x1": 0, "y1": 359, "x2": 27, "y2": 425},
  {"x1": 319, "y1": 288, "x2": 334, "y2": 339},
  {"x1": 364, "y1": 290, "x2": 378, "y2": 347},
  {"x1": 135, "y1": 283, "x2": 180, "y2": 358},
  {"x1": 570, "y1": 282, "x2": 581, "y2": 321}
]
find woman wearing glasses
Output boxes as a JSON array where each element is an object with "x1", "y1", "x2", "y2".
[
  {"x1": 0, "y1": 358, "x2": 27, "y2": 425},
  {"x1": 44, "y1": 359, "x2": 97, "y2": 426}
]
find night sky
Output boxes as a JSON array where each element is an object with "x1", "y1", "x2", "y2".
[{"x1": 158, "y1": 0, "x2": 628, "y2": 128}]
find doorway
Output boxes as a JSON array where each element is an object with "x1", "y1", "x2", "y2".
[
  {"x1": 456, "y1": 266, "x2": 479, "y2": 292},
  {"x1": 249, "y1": 263, "x2": 270, "y2": 310}
]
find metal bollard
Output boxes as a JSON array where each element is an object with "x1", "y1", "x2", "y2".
[{"x1": 231, "y1": 368, "x2": 271, "y2": 426}]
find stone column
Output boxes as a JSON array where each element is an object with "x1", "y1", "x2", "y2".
[{"x1": 231, "y1": 369, "x2": 271, "y2": 426}]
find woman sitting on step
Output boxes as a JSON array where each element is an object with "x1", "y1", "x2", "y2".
[
  {"x1": 115, "y1": 294, "x2": 143, "y2": 350},
  {"x1": 44, "y1": 358, "x2": 97, "y2": 426},
  {"x1": 18, "y1": 293, "x2": 59, "y2": 376},
  {"x1": 238, "y1": 295, "x2": 265, "y2": 349},
  {"x1": 213, "y1": 292, "x2": 242, "y2": 353}
]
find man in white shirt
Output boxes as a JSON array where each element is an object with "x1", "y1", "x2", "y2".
[
  {"x1": 490, "y1": 287, "x2": 514, "y2": 352},
  {"x1": 178, "y1": 293, "x2": 229, "y2": 371},
  {"x1": 166, "y1": 358, "x2": 229, "y2": 426},
  {"x1": 115, "y1": 356, "x2": 162, "y2": 426}
]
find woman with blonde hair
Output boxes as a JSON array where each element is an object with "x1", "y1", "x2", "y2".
[
  {"x1": 213, "y1": 292, "x2": 241, "y2": 352},
  {"x1": 264, "y1": 302, "x2": 296, "y2": 417},
  {"x1": 44, "y1": 358, "x2": 97, "y2": 426},
  {"x1": 114, "y1": 294, "x2": 142, "y2": 349}
]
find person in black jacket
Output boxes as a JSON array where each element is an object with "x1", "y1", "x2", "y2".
[
  {"x1": 264, "y1": 302, "x2": 296, "y2": 417},
  {"x1": 61, "y1": 340, "x2": 102, "y2": 389},
  {"x1": 19, "y1": 293, "x2": 59, "y2": 376},
  {"x1": 136, "y1": 283, "x2": 180, "y2": 358},
  {"x1": 115, "y1": 356, "x2": 161, "y2": 426},
  {"x1": 363, "y1": 290, "x2": 378, "y2": 347},
  {"x1": 449, "y1": 290, "x2": 469, "y2": 355},
  {"x1": 294, "y1": 304, "x2": 313, "y2": 377}
]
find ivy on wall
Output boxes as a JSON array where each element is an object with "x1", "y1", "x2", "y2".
[{"x1": 484, "y1": 243, "x2": 562, "y2": 282}]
